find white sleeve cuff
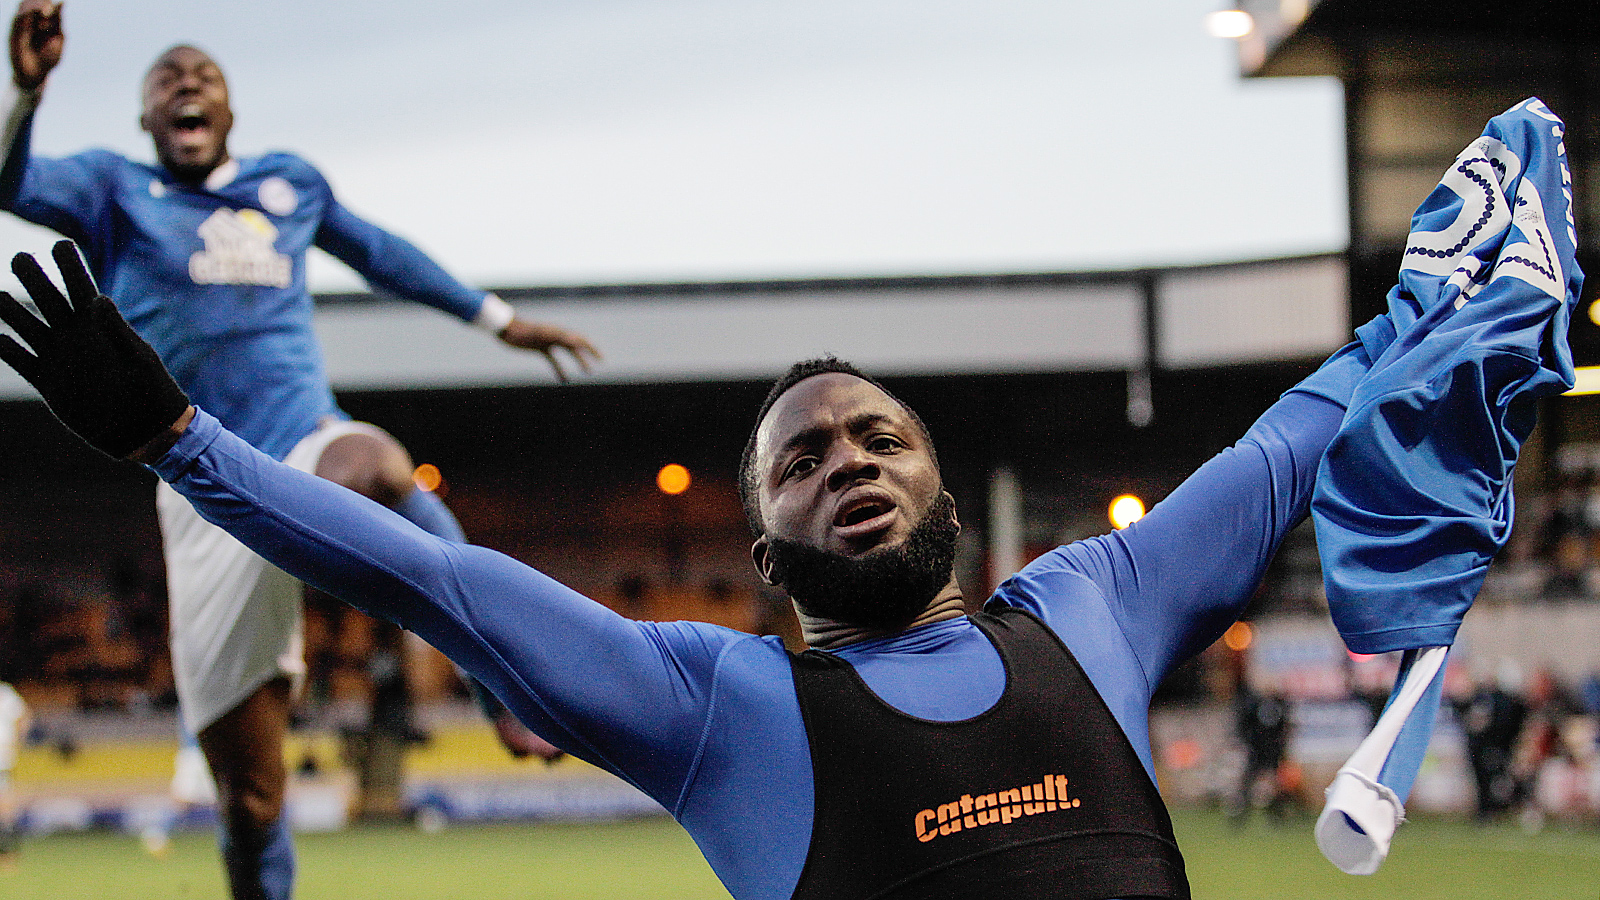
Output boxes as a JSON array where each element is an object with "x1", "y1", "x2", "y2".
[
  {"x1": 5, "y1": 81, "x2": 41, "y2": 113},
  {"x1": 472, "y1": 293, "x2": 515, "y2": 335},
  {"x1": 1317, "y1": 767, "x2": 1404, "y2": 875},
  {"x1": 2, "y1": 82, "x2": 41, "y2": 155}
]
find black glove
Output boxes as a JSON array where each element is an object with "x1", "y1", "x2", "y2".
[{"x1": 0, "y1": 240, "x2": 190, "y2": 458}]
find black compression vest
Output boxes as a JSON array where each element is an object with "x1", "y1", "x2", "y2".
[{"x1": 788, "y1": 605, "x2": 1189, "y2": 900}]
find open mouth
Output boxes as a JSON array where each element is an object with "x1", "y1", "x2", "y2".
[
  {"x1": 833, "y1": 494, "x2": 897, "y2": 537},
  {"x1": 838, "y1": 500, "x2": 890, "y2": 527},
  {"x1": 172, "y1": 103, "x2": 209, "y2": 136}
]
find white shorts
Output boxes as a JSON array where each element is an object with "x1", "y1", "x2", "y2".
[{"x1": 160, "y1": 418, "x2": 393, "y2": 732}]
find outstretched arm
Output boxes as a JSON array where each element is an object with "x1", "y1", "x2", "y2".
[
  {"x1": 0, "y1": 0, "x2": 54, "y2": 206},
  {"x1": 0, "y1": 1, "x2": 108, "y2": 243},
  {"x1": 0, "y1": 240, "x2": 720, "y2": 804},
  {"x1": 313, "y1": 194, "x2": 601, "y2": 380},
  {"x1": 494, "y1": 314, "x2": 602, "y2": 383},
  {"x1": 1104, "y1": 370, "x2": 1356, "y2": 675},
  {"x1": 1003, "y1": 339, "x2": 1375, "y2": 692},
  {"x1": 155, "y1": 411, "x2": 717, "y2": 794}
]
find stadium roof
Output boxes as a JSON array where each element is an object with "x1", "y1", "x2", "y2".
[
  {"x1": 1235, "y1": 0, "x2": 1600, "y2": 78},
  {"x1": 0, "y1": 255, "x2": 1347, "y2": 397}
]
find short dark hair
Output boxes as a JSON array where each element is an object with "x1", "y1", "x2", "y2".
[
  {"x1": 143, "y1": 44, "x2": 221, "y2": 87},
  {"x1": 738, "y1": 357, "x2": 936, "y2": 535}
]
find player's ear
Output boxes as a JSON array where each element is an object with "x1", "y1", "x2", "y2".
[{"x1": 751, "y1": 536, "x2": 777, "y2": 586}]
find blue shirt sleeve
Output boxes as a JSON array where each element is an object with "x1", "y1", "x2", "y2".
[
  {"x1": 308, "y1": 173, "x2": 486, "y2": 322},
  {"x1": 999, "y1": 340, "x2": 1374, "y2": 695},
  {"x1": 0, "y1": 132, "x2": 117, "y2": 248},
  {"x1": 152, "y1": 408, "x2": 744, "y2": 808}
]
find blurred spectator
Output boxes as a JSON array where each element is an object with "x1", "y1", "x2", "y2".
[
  {"x1": 1227, "y1": 679, "x2": 1296, "y2": 825},
  {"x1": 345, "y1": 622, "x2": 428, "y2": 822},
  {"x1": 1580, "y1": 671, "x2": 1600, "y2": 716},
  {"x1": 1541, "y1": 531, "x2": 1595, "y2": 600},
  {"x1": 616, "y1": 573, "x2": 653, "y2": 618},
  {"x1": 1544, "y1": 470, "x2": 1593, "y2": 549},
  {"x1": 1456, "y1": 662, "x2": 1528, "y2": 822},
  {"x1": 1512, "y1": 666, "x2": 1585, "y2": 828}
]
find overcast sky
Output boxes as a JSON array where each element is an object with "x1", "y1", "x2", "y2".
[{"x1": 0, "y1": 0, "x2": 1346, "y2": 291}]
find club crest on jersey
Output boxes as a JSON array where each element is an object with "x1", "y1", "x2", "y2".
[
  {"x1": 258, "y1": 177, "x2": 298, "y2": 216},
  {"x1": 189, "y1": 208, "x2": 292, "y2": 288}
]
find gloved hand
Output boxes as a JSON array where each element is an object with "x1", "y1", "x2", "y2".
[{"x1": 0, "y1": 240, "x2": 190, "y2": 458}]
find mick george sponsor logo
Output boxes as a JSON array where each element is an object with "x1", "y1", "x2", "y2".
[
  {"x1": 189, "y1": 208, "x2": 292, "y2": 289},
  {"x1": 913, "y1": 773, "x2": 1081, "y2": 843}
]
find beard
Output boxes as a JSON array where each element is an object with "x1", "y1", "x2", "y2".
[{"x1": 765, "y1": 492, "x2": 959, "y2": 631}]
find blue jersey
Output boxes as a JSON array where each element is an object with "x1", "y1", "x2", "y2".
[
  {"x1": 150, "y1": 345, "x2": 1371, "y2": 900},
  {"x1": 1312, "y1": 98, "x2": 1582, "y2": 654},
  {"x1": 0, "y1": 110, "x2": 487, "y2": 459}
]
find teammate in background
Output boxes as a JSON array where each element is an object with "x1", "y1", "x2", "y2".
[
  {"x1": 0, "y1": 679, "x2": 29, "y2": 872},
  {"x1": 4, "y1": 5, "x2": 598, "y2": 899}
]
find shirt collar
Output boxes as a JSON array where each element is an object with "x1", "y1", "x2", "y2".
[{"x1": 203, "y1": 158, "x2": 240, "y2": 191}]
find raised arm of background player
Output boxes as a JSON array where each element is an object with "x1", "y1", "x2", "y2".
[
  {"x1": 2, "y1": 0, "x2": 600, "y2": 380},
  {"x1": 7, "y1": 0, "x2": 56, "y2": 94}
]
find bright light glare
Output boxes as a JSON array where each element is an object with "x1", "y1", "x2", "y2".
[
  {"x1": 1567, "y1": 366, "x2": 1600, "y2": 396},
  {"x1": 657, "y1": 463, "x2": 692, "y2": 495},
  {"x1": 1108, "y1": 494, "x2": 1146, "y2": 530},
  {"x1": 1223, "y1": 621, "x2": 1253, "y2": 652},
  {"x1": 413, "y1": 463, "x2": 443, "y2": 493},
  {"x1": 1205, "y1": 9, "x2": 1254, "y2": 38}
]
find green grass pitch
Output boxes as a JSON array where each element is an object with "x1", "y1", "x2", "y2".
[{"x1": 3, "y1": 808, "x2": 1598, "y2": 899}]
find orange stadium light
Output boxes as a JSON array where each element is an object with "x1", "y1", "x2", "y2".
[
  {"x1": 1566, "y1": 365, "x2": 1600, "y2": 396},
  {"x1": 657, "y1": 463, "x2": 692, "y2": 495},
  {"x1": 1108, "y1": 494, "x2": 1146, "y2": 530},
  {"x1": 1223, "y1": 621, "x2": 1253, "y2": 652},
  {"x1": 413, "y1": 463, "x2": 443, "y2": 493}
]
